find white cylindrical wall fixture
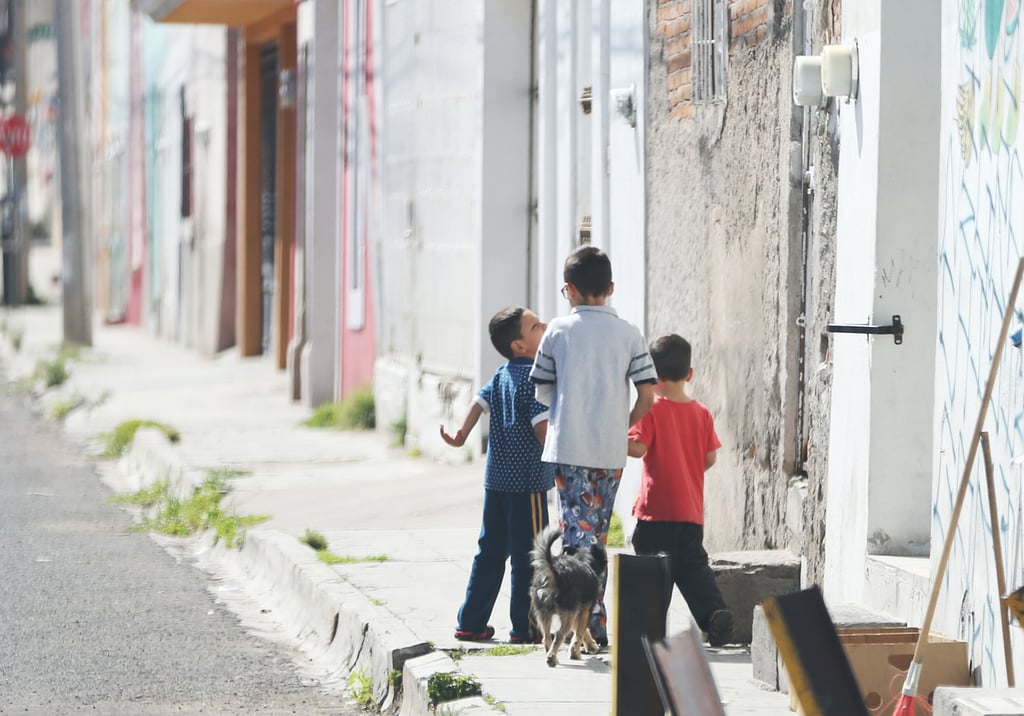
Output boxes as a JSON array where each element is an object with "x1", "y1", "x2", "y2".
[
  {"x1": 792, "y1": 55, "x2": 823, "y2": 107},
  {"x1": 821, "y1": 43, "x2": 859, "y2": 99}
]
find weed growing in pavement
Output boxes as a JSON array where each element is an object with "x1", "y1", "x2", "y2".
[
  {"x1": 317, "y1": 550, "x2": 389, "y2": 565},
  {"x1": 9, "y1": 326, "x2": 23, "y2": 352},
  {"x1": 389, "y1": 415, "x2": 407, "y2": 448},
  {"x1": 112, "y1": 473, "x2": 269, "y2": 548},
  {"x1": 427, "y1": 672, "x2": 482, "y2": 708},
  {"x1": 482, "y1": 694, "x2": 506, "y2": 712},
  {"x1": 304, "y1": 384, "x2": 375, "y2": 430},
  {"x1": 478, "y1": 644, "x2": 537, "y2": 657},
  {"x1": 347, "y1": 669, "x2": 378, "y2": 712},
  {"x1": 111, "y1": 479, "x2": 170, "y2": 508},
  {"x1": 206, "y1": 467, "x2": 250, "y2": 480},
  {"x1": 49, "y1": 394, "x2": 86, "y2": 420},
  {"x1": 299, "y1": 528, "x2": 329, "y2": 551},
  {"x1": 33, "y1": 356, "x2": 69, "y2": 388},
  {"x1": 57, "y1": 342, "x2": 82, "y2": 362},
  {"x1": 370, "y1": 597, "x2": 385, "y2": 607},
  {"x1": 297, "y1": 529, "x2": 389, "y2": 565},
  {"x1": 99, "y1": 418, "x2": 181, "y2": 458},
  {"x1": 388, "y1": 669, "x2": 402, "y2": 694},
  {"x1": 607, "y1": 512, "x2": 625, "y2": 547}
]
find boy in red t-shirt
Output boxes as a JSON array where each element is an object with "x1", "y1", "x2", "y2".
[{"x1": 627, "y1": 333, "x2": 733, "y2": 647}]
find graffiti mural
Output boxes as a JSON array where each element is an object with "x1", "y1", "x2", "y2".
[{"x1": 940, "y1": 0, "x2": 1024, "y2": 686}]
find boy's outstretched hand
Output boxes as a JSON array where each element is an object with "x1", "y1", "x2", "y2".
[
  {"x1": 440, "y1": 403, "x2": 483, "y2": 449},
  {"x1": 440, "y1": 424, "x2": 468, "y2": 447}
]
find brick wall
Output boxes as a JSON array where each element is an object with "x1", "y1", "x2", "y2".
[{"x1": 657, "y1": 0, "x2": 787, "y2": 120}]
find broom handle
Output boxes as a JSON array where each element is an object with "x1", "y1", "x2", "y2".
[
  {"x1": 910, "y1": 257, "x2": 1024, "y2": 667},
  {"x1": 981, "y1": 432, "x2": 1015, "y2": 686}
]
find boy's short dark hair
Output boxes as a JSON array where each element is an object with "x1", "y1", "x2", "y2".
[
  {"x1": 564, "y1": 246, "x2": 612, "y2": 298},
  {"x1": 649, "y1": 334, "x2": 691, "y2": 381},
  {"x1": 489, "y1": 306, "x2": 526, "y2": 360}
]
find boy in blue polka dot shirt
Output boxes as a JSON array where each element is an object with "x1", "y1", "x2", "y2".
[{"x1": 440, "y1": 306, "x2": 552, "y2": 644}]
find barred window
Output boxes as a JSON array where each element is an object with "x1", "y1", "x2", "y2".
[{"x1": 692, "y1": 0, "x2": 727, "y2": 102}]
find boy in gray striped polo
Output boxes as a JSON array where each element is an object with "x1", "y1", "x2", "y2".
[{"x1": 529, "y1": 246, "x2": 658, "y2": 647}]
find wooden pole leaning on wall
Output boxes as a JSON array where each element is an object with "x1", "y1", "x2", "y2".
[
  {"x1": 892, "y1": 256, "x2": 1024, "y2": 716},
  {"x1": 980, "y1": 431, "x2": 1015, "y2": 686}
]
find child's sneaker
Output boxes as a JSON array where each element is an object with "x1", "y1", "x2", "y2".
[
  {"x1": 454, "y1": 625, "x2": 495, "y2": 642},
  {"x1": 706, "y1": 609, "x2": 734, "y2": 647},
  {"x1": 509, "y1": 631, "x2": 542, "y2": 645}
]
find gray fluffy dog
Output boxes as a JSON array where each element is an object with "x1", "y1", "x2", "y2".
[{"x1": 529, "y1": 525, "x2": 608, "y2": 667}]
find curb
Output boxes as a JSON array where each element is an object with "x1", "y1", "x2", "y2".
[
  {"x1": 0, "y1": 331, "x2": 505, "y2": 716},
  {"x1": 115, "y1": 418, "x2": 502, "y2": 715}
]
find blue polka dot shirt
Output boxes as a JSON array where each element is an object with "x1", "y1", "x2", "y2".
[{"x1": 476, "y1": 357, "x2": 554, "y2": 493}]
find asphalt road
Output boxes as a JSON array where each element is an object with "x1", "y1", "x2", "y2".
[{"x1": 0, "y1": 388, "x2": 357, "y2": 715}]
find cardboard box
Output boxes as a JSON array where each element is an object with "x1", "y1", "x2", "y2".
[{"x1": 836, "y1": 627, "x2": 971, "y2": 711}]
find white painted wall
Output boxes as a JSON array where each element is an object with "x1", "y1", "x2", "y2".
[
  {"x1": 824, "y1": 25, "x2": 879, "y2": 604},
  {"x1": 825, "y1": 0, "x2": 941, "y2": 601},
  {"x1": 375, "y1": 0, "x2": 532, "y2": 457},
  {"x1": 477, "y1": 1, "x2": 533, "y2": 386},
  {"x1": 151, "y1": 27, "x2": 188, "y2": 342},
  {"x1": 187, "y1": 26, "x2": 228, "y2": 356},
  {"x1": 375, "y1": 0, "x2": 647, "y2": 462},
  {"x1": 605, "y1": 0, "x2": 648, "y2": 533},
  {"x1": 299, "y1": 0, "x2": 340, "y2": 407}
]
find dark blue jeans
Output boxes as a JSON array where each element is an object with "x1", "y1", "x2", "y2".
[
  {"x1": 630, "y1": 519, "x2": 728, "y2": 630},
  {"x1": 457, "y1": 489, "x2": 549, "y2": 639}
]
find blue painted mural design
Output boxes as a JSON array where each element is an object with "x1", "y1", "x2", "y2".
[{"x1": 941, "y1": 0, "x2": 1023, "y2": 686}]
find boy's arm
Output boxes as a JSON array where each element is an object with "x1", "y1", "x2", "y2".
[
  {"x1": 440, "y1": 402, "x2": 484, "y2": 447},
  {"x1": 705, "y1": 448, "x2": 717, "y2": 470},
  {"x1": 533, "y1": 418, "x2": 547, "y2": 445},
  {"x1": 628, "y1": 382, "x2": 657, "y2": 427},
  {"x1": 627, "y1": 439, "x2": 647, "y2": 458}
]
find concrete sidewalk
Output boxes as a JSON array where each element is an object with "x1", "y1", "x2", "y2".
[{"x1": 0, "y1": 303, "x2": 791, "y2": 715}]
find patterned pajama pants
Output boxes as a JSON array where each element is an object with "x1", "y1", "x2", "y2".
[{"x1": 553, "y1": 463, "x2": 622, "y2": 645}]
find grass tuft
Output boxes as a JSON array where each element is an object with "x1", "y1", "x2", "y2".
[
  {"x1": 389, "y1": 416, "x2": 407, "y2": 448},
  {"x1": 298, "y1": 529, "x2": 389, "y2": 565},
  {"x1": 347, "y1": 669, "x2": 378, "y2": 712},
  {"x1": 33, "y1": 356, "x2": 69, "y2": 388},
  {"x1": 49, "y1": 394, "x2": 85, "y2": 420},
  {"x1": 427, "y1": 672, "x2": 482, "y2": 707},
  {"x1": 607, "y1": 512, "x2": 625, "y2": 547},
  {"x1": 99, "y1": 419, "x2": 181, "y2": 458},
  {"x1": 479, "y1": 644, "x2": 537, "y2": 657},
  {"x1": 299, "y1": 528, "x2": 329, "y2": 552},
  {"x1": 112, "y1": 472, "x2": 269, "y2": 548},
  {"x1": 388, "y1": 669, "x2": 402, "y2": 694},
  {"x1": 304, "y1": 385, "x2": 375, "y2": 430},
  {"x1": 317, "y1": 550, "x2": 389, "y2": 565}
]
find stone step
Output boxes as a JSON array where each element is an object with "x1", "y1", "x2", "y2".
[
  {"x1": 750, "y1": 599, "x2": 905, "y2": 692},
  {"x1": 710, "y1": 549, "x2": 801, "y2": 645},
  {"x1": 934, "y1": 688, "x2": 1024, "y2": 715}
]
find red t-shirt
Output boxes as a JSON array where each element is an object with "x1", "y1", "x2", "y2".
[{"x1": 628, "y1": 396, "x2": 721, "y2": 524}]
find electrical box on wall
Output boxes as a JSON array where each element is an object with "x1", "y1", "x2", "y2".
[{"x1": 793, "y1": 41, "x2": 859, "y2": 107}]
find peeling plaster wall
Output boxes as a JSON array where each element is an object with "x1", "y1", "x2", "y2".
[{"x1": 646, "y1": 9, "x2": 803, "y2": 554}]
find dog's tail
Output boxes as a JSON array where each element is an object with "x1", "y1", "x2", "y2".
[{"x1": 531, "y1": 525, "x2": 561, "y2": 584}]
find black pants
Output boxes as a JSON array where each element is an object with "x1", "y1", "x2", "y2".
[{"x1": 631, "y1": 519, "x2": 727, "y2": 630}]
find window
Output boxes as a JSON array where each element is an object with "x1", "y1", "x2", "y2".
[{"x1": 692, "y1": 0, "x2": 727, "y2": 102}]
